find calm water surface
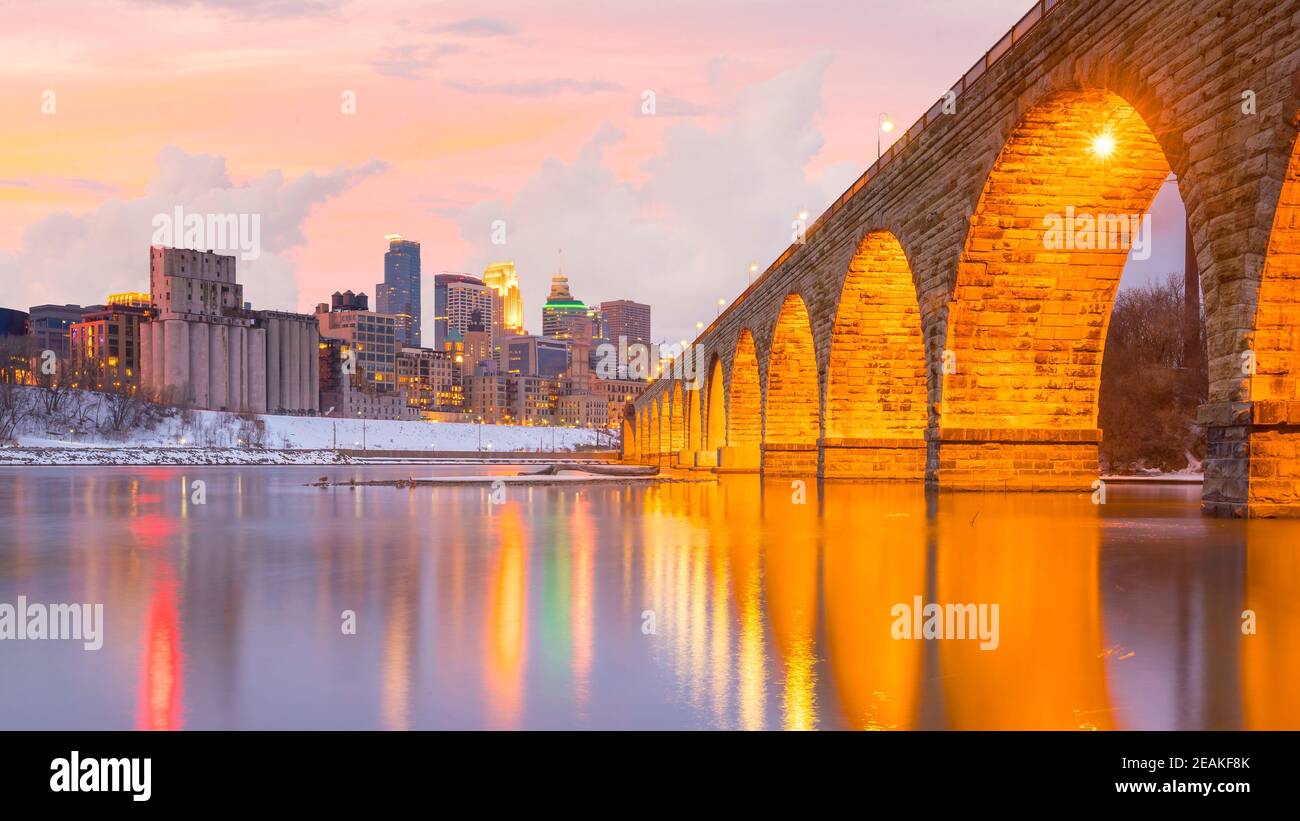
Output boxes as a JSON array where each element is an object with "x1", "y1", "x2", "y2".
[{"x1": 0, "y1": 465, "x2": 1296, "y2": 730}]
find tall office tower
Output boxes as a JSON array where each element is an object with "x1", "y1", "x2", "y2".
[
  {"x1": 599, "y1": 300, "x2": 651, "y2": 345},
  {"x1": 376, "y1": 234, "x2": 421, "y2": 348},
  {"x1": 433, "y1": 273, "x2": 494, "y2": 351},
  {"x1": 541, "y1": 273, "x2": 594, "y2": 340},
  {"x1": 483, "y1": 261, "x2": 524, "y2": 338}
]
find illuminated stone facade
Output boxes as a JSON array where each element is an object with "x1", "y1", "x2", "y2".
[{"x1": 627, "y1": 0, "x2": 1300, "y2": 517}]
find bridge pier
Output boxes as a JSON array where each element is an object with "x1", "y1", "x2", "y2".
[
  {"x1": 716, "y1": 444, "x2": 760, "y2": 474},
  {"x1": 689, "y1": 450, "x2": 718, "y2": 470},
  {"x1": 1202, "y1": 400, "x2": 1300, "y2": 518},
  {"x1": 820, "y1": 437, "x2": 926, "y2": 480},
  {"x1": 925, "y1": 428, "x2": 1101, "y2": 492},
  {"x1": 762, "y1": 443, "x2": 819, "y2": 476}
]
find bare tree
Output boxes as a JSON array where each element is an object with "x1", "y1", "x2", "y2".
[
  {"x1": 236, "y1": 413, "x2": 267, "y2": 448},
  {"x1": 99, "y1": 380, "x2": 149, "y2": 435},
  {"x1": 1099, "y1": 273, "x2": 1208, "y2": 473},
  {"x1": 0, "y1": 380, "x2": 32, "y2": 443},
  {"x1": 0, "y1": 336, "x2": 35, "y2": 443},
  {"x1": 33, "y1": 353, "x2": 77, "y2": 419}
]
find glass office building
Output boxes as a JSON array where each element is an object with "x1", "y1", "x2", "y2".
[{"x1": 376, "y1": 235, "x2": 421, "y2": 348}]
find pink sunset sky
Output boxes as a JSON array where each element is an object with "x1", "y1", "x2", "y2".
[{"x1": 0, "y1": 0, "x2": 1184, "y2": 345}]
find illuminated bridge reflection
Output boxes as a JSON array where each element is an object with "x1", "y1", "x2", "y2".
[{"x1": 0, "y1": 465, "x2": 1294, "y2": 730}]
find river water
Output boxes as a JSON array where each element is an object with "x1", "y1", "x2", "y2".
[{"x1": 0, "y1": 465, "x2": 1295, "y2": 730}]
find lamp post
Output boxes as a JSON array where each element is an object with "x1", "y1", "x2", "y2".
[{"x1": 877, "y1": 112, "x2": 894, "y2": 162}]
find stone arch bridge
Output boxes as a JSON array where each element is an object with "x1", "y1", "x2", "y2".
[{"x1": 623, "y1": 0, "x2": 1300, "y2": 517}]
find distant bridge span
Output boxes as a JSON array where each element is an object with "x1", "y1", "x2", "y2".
[{"x1": 624, "y1": 0, "x2": 1300, "y2": 517}]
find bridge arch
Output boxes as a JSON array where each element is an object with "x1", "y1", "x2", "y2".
[
  {"x1": 706, "y1": 354, "x2": 726, "y2": 451},
  {"x1": 646, "y1": 396, "x2": 658, "y2": 463},
  {"x1": 764, "y1": 293, "x2": 820, "y2": 475},
  {"x1": 642, "y1": 402, "x2": 652, "y2": 464},
  {"x1": 1252, "y1": 136, "x2": 1300, "y2": 403},
  {"x1": 824, "y1": 230, "x2": 928, "y2": 478},
  {"x1": 728, "y1": 330, "x2": 762, "y2": 446},
  {"x1": 936, "y1": 86, "x2": 1178, "y2": 490},
  {"x1": 718, "y1": 329, "x2": 763, "y2": 473},
  {"x1": 622, "y1": 414, "x2": 637, "y2": 462},
  {"x1": 668, "y1": 381, "x2": 685, "y2": 465},
  {"x1": 685, "y1": 376, "x2": 702, "y2": 454},
  {"x1": 657, "y1": 394, "x2": 667, "y2": 461}
]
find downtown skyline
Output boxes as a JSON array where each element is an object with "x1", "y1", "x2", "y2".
[
  {"x1": 0, "y1": 0, "x2": 1188, "y2": 349},
  {"x1": 0, "y1": 0, "x2": 1297, "y2": 793}
]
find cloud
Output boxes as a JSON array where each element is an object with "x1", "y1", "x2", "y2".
[
  {"x1": 0, "y1": 177, "x2": 120, "y2": 195},
  {"x1": 429, "y1": 18, "x2": 519, "y2": 38},
  {"x1": 443, "y1": 78, "x2": 623, "y2": 97},
  {"x1": 371, "y1": 42, "x2": 466, "y2": 80},
  {"x1": 455, "y1": 55, "x2": 854, "y2": 346},
  {"x1": 0, "y1": 147, "x2": 386, "y2": 314},
  {"x1": 633, "y1": 91, "x2": 710, "y2": 118},
  {"x1": 133, "y1": 0, "x2": 341, "y2": 17}
]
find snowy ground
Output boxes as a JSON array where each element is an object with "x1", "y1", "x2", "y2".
[
  {"x1": 4, "y1": 387, "x2": 614, "y2": 464},
  {"x1": 0, "y1": 447, "x2": 352, "y2": 466},
  {"x1": 1101, "y1": 473, "x2": 1204, "y2": 484}
]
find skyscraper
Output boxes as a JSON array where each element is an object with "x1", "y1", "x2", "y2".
[
  {"x1": 433, "y1": 273, "x2": 494, "y2": 351},
  {"x1": 377, "y1": 235, "x2": 421, "y2": 348},
  {"x1": 483, "y1": 261, "x2": 524, "y2": 336},
  {"x1": 542, "y1": 273, "x2": 595, "y2": 340},
  {"x1": 600, "y1": 300, "x2": 651, "y2": 345}
]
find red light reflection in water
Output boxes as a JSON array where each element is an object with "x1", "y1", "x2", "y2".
[
  {"x1": 128, "y1": 514, "x2": 178, "y2": 549},
  {"x1": 136, "y1": 571, "x2": 184, "y2": 730}
]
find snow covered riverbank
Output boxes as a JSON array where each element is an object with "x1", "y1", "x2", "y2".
[
  {"x1": 4, "y1": 387, "x2": 614, "y2": 462},
  {"x1": 0, "y1": 447, "x2": 355, "y2": 466},
  {"x1": 0, "y1": 446, "x2": 622, "y2": 466}
]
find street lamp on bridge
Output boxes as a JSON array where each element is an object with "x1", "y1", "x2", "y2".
[{"x1": 878, "y1": 112, "x2": 895, "y2": 161}]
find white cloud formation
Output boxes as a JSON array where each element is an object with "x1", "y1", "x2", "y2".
[
  {"x1": 134, "y1": 0, "x2": 341, "y2": 18},
  {"x1": 428, "y1": 18, "x2": 519, "y2": 38},
  {"x1": 443, "y1": 78, "x2": 623, "y2": 97},
  {"x1": 1, "y1": 146, "x2": 386, "y2": 313},
  {"x1": 455, "y1": 55, "x2": 859, "y2": 346},
  {"x1": 371, "y1": 42, "x2": 466, "y2": 80}
]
